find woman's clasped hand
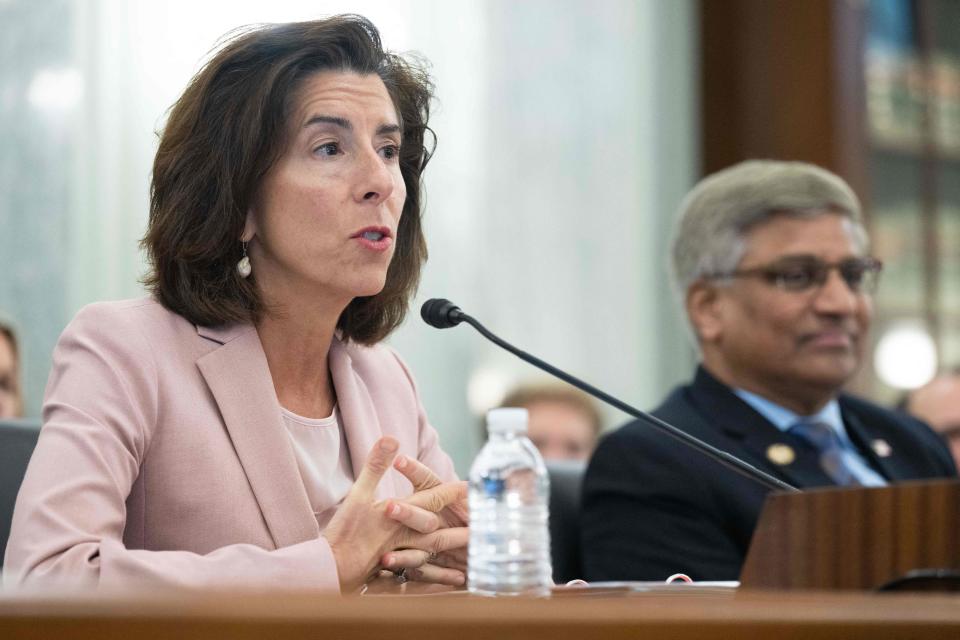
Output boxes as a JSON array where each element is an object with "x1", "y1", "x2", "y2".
[{"x1": 323, "y1": 437, "x2": 469, "y2": 593}]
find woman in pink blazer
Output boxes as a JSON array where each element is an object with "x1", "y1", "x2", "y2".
[{"x1": 4, "y1": 16, "x2": 467, "y2": 594}]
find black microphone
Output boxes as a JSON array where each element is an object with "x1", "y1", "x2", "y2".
[
  {"x1": 420, "y1": 298, "x2": 465, "y2": 329},
  {"x1": 420, "y1": 298, "x2": 797, "y2": 494}
]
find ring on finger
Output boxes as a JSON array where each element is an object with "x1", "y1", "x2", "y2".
[{"x1": 394, "y1": 568, "x2": 409, "y2": 584}]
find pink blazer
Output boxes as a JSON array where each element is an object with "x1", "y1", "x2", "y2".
[{"x1": 3, "y1": 298, "x2": 456, "y2": 590}]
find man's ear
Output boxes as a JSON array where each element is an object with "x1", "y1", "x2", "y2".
[{"x1": 687, "y1": 281, "x2": 724, "y2": 344}]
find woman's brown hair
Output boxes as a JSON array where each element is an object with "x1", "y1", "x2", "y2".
[{"x1": 143, "y1": 15, "x2": 433, "y2": 344}]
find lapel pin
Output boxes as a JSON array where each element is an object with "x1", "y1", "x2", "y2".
[
  {"x1": 766, "y1": 443, "x2": 795, "y2": 466},
  {"x1": 872, "y1": 439, "x2": 892, "y2": 458}
]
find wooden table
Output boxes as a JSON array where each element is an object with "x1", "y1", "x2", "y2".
[{"x1": 2, "y1": 584, "x2": 960, "y2": 639}]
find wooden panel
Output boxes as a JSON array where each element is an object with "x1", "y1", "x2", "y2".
[
  {"x1": 741, "y1": 478, "x2": 960, "y2": 590},
  {"x1": 2, "y1": 588, "x2": 960, "y2": 639},
  {"x1": 700, "y1": 0, "x2": 865, "y2": 194}
]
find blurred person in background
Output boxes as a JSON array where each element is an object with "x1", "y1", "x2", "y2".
[
  {"x1": 5, "y1": 15, "x2": 467, "y2": 594},
  {"x1": 499, "y1": 383, "x2": 602, "y2": 462},
  {"x1": 901, "y1": 370, "x2": 960, "y2": 466},
  {"x1": 582, "y1": 160, "x2": 957, "y2": 583},
  {"x1": 0, "y1": 319, "x2": 22, "y2": 419}
]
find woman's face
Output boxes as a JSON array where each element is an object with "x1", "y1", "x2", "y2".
[{"x1": 245, "y1": 71, "x2": 406, "y2": 307}]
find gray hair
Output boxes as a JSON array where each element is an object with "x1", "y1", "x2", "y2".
[{"x1": 670, "y1": 160, "x2": 868, "y2": 341}]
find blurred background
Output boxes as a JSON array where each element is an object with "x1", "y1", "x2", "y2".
[{"x1": 0, "y1": 0, "x2": 957, "y2": 475}]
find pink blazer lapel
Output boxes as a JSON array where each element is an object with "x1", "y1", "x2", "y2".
[
  {"x1": 196, "y1": 323, "x2": 319, "y2": 548},
  {"x1": 329, "y1": 338, "x2": 398, "y2": 502}
]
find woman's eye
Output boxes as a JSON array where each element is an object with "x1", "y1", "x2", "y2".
[
  {"x1": 313, "y1": 142, "x2": 340, "y2": 157},
  {"x1": 380, "y1": 144, "x2": 400, "y2": 160}
]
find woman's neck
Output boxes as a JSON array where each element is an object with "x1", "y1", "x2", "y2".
[{"x1": 256, "y1": 293, "x2": 347, "y2": 419}]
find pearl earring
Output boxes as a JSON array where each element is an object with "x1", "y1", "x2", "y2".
[{"x1": 237, "y1": 242, "x2": 252, "y2": 278}]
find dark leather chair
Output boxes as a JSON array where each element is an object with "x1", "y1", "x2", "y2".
[
  {"x1": 546, "y1": 460, "x2": 586, "y2": 584},
  {"x1": 0, "y1": 419, "x2": 41, "y2": 568}
]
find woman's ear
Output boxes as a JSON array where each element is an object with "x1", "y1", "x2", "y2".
[
  {"x1": 686, "y1": 281, "x2": 724, "y2": 344},
  {"x1": 241, "y1": 209, "x2": 257, "y2": 243}
]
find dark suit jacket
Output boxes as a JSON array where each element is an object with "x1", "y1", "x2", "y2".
[{"x1": 580, "y1": 366, "x2": 958, "y2": 582}]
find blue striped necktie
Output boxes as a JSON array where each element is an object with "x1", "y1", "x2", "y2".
[{"x1": 788, "y1": 420, "x2": 862, "y2": 486}]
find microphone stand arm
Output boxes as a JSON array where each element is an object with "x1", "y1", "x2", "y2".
[{"x1": 459, "y1": 312, "x2": 798, "y2": 494}]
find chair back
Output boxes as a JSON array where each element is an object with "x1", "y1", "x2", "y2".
[
  {"x1": 546, "y1": 460, "x2": 586, "y2": 584},
  {"x1": 0, "y1": 419, "x2": 41, "y2": 568}
]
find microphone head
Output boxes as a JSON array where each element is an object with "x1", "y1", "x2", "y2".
[{"x1": 421, "y1": 298, "x2": 464, "y2": 329}]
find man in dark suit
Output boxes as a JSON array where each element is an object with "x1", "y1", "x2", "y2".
[{"x1": 581, "y1": 161, "x2": 957, "y2": 582}]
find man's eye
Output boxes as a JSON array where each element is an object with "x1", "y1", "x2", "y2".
[
  {"x1": 313, "y1": 142, "x2": 339, "y2": 157},
  {"x1": 774, "y1": 267, "x2": 814, "y2": 288},
  {"x1": 840, "y1": 265, "x2": 866, "y2": 286},
  {"x1": 380, "y1": 144, "x2": 399, "y2": 160}
]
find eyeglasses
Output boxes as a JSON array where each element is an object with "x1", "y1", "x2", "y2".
[{"x1": 706, "y1": 256, "x2": 883, "y2": 293}]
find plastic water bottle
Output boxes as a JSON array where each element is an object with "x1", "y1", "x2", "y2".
[{"x1": 468, "y1": 408, "x2": 552, "y2": 596}]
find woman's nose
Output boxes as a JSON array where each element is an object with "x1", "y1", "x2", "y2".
[{"x1": 353, "y1": 149, "x2": 395, "y2": 204}]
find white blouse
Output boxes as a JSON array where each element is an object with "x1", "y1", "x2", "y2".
[{"x1": 281, "y1": 405, "x2": 355, "y2": 530}]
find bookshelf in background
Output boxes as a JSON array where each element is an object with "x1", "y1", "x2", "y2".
[{"x1": 700, "y1": 0, "x2": 960, "y2": 403}]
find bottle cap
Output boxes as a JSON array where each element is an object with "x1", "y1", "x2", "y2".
[{"x1": 486, "y1": 407, "x2": 529, "y2": 434}]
